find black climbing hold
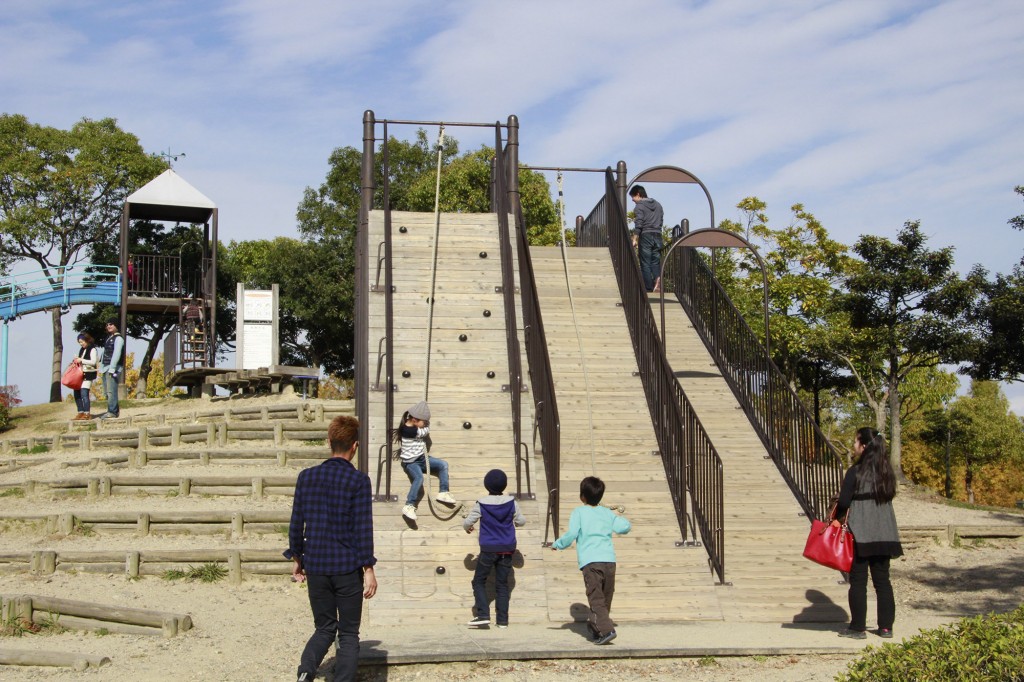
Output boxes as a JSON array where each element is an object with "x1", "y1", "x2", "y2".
[
  {"x1": 399, "y1": 226, "x2": 408, "y2": 233},
  {"x1": 463, "y1": 422, "x2": 472, "y2": 430},
  {"x1": 459, "y1": 334, "x2": 468, "y2": 342},
  {"x1": 426, "y1": 297, "x2": 432, "y2": 304},
  {"x1": 482, "y1": 310, "x2": 491, "y2": 317},
  {"x1": 435, "y1": 566, "x2": 446, "y2": 575},
  {"x1": 479, "y1": 251, "x2": 487, "y2": 258},
  {"x1": 402, "y1": 370, "x2": 411, "y2": 378},
  {"x1": 487, "y1": 371, "x2": 495, "y2": 378}
]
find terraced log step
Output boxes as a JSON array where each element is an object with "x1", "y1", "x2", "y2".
[
  {"x1": 0, "y1": 549, "x2": 288, "y2": 583},
  {"x1": 61, "y1": 447, "x2": 329, "y2": 470},
  {"x1": 2, "y1": 421, "x2": 331, "y2": 454},
  {"x1": 6, "y1": 474, "x2": 300, "y2": 498},
  {"x1": 0, "y1": 593, "x2": 192, "y2": 638},
  {"x1": 0, "y1": 510, "x2": 291, "y2": 537}
]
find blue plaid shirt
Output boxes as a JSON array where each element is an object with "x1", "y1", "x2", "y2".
[{"x1": 285, "y1": 457, "x2": 377, "y2": 575}]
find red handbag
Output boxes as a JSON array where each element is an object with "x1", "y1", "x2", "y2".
[
  {"x1": 61, "y1": 362, "x2": 84, "y2": 391},
  {"x1": 803, "y1": 508, "x2": 854, "y2": 572}
]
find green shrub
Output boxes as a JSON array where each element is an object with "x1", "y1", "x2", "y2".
[{"x1": 836, "y1": 605, "x2": 1024, "y2": 682}]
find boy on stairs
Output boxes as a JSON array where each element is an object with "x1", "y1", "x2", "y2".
[{"x1": 552, "y1": 476, "x2": 631, "y2": 645}]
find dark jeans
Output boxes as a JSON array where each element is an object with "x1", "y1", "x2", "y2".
[
  {"x1": 74, "y1": 387, "x2": 91, "y2": 414},
  {"x1": 472, "y1": 551, "x2": 513, "y2": 625},
  {"x1": 299, "y1": 570, "x2": 364, "y2": 682},
  {"x1": 848, "y1": 554, "x2": 895, "y2": 631},
  {"x1": 581, "y1": 562, "x2": 616, "y2": 636},
  {"x1": 638, "y1": 231, "x2": 662, "y2": 292}
]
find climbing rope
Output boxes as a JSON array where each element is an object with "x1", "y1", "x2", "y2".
[
  {"x1": 556, "y1": 171, "x2": 600, "y2": 476},
  {"x1": 416, "y1": 124, "x2": 461, "y2": 522}
]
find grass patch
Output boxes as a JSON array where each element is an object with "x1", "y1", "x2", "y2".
[
  {"x1": 17, "y1": 444, "x2": 49, "y2": 455},
  {"x1": 161, "y1": 563, "x2": 228, "y2": 583},
  {"x1": 0, "y1": 487, "x2": 25, "y2": 498},
  {"x1": 0, "y1": 611, "x2": 65, "y2": 637},
  {"x1": 70, "y1": 521, "x2": 96, "y2": 537},
  {"x1": 697, "y1": 656, "x2": 719, "y2": 668}
]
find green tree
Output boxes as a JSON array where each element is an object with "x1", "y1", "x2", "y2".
[
  {"x1": 225, "y1": 237, "x2": 352, "y2": 374},
  {"x1": 928, "y1": 381, "x2": 1024, "y2": 504},
  {"x1": 0, "y1": 114, "x2": 165, "y2": 402},
  {"x1": 965, "y1": 185, "x2": 1024, "y2": 383},
  {"x1": 841, "y1": 222, "x2": 980, "y2": 478}
]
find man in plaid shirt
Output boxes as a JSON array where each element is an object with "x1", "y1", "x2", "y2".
[{"x1": 286, "y1": 415, "x2": 377, "y2": 682}]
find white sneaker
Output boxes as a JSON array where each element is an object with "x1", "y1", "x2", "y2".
[
  {"x1": 435, "y1": 491, "x2": 457, "y2": 505},
  {"x1": 402, "y1": 504, "x2": 417, "y2": 521}
]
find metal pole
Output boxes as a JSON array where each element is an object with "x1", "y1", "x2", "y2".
[
  {"x1": 1, "y1": 320, "x2": 8, "y2": 387},
  {"x1": 356, "y1": 109, "x2": 376, "y2": 474}
]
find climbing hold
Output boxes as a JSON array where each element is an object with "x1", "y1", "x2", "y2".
[
  {"x1": 459, "y1": 334, "x2": 468, "y2": 342},
  {"x1": 399, "y1": 226, "x2": 408, "y2": 233},
  {"x1": 463, "y1": 422, "x2": 472, "y2": 430},
  {"x1": 402, "y1": 370, "x2": 411, "y2": 378},
  {"x1": 486, "y1": 371, "x2": 495, "y2": 379},
  {"x1": 426, "y1": 297, "x2": 432, "y2": 304},
  {"x1": 479, "y1": 251, "x2": 487, "y2": 259},
  {"x1": 482, "y1": 310, "x2": 491, "y2": 317},
  {"x1": 435, "y1": 566, "x2": 446, "y2": 575}
]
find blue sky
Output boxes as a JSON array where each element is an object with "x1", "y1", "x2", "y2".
[{"x1": 2, "y1": 0, "x2": 1023, "y2": 411}]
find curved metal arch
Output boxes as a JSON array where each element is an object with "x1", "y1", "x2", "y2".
[
  {"x1": 629, "y1": 165, "x2": 715, "y2": 233},
  {"x1": 658, "y1": 228, "x2": 771, "y2": 358}
]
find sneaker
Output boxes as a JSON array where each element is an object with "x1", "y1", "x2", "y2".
[
  {"x1": 496, "y1": 624, "x2": 508, "y2": 629},
  {"x1": 877, "y1": 628, "x2": 893, "y2": 639},
  {"x1": 297, "y1": 672, "x2": 311, "y2": 682},
  {"x1": 838, "y1": 629, "x2": 867, "y2": 639},
  {"x1": 401, "y1": 504, "x2": 417, "y2": 521},
  {"x1": 467, "y1": 616, "x2": 490, "y2": 626},
  {"x1": 594, "y1": 629, "x2": 617, "y2": 645},
  {"x1": 435, "y1": 491, "x2": 457, "y2": 505}
]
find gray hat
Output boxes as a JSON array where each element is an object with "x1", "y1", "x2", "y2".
[{"x1": 408, "y1": 401, "x2": 431, "y2": 421}]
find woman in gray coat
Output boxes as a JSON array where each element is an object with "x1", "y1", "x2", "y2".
[{"x1": 832, "y1": 427, "x2": 903, "y2": 639}]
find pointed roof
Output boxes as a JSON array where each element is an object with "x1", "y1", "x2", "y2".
[{"x1": 125, "y1": 169, "x2": 216, "y2": 223}]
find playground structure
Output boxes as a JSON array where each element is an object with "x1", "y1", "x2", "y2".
[
  {"x1": 118, "y1": 169, "x2": 220, "y2": 394},
  {"x1": 0, "y1": 112, "x2": 894, "y2": 674}
]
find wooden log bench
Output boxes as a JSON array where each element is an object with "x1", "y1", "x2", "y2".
[{"x1": 0, "y1": 647, "x2": 110, "y2": 671}]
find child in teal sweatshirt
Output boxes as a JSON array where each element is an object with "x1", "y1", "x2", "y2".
[{"x1": 552, "y1": 476, "x2": 631, "y2": 644}]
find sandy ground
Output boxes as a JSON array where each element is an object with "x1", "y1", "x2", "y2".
[{"x1": 2, "y1": 396, "x2": 1023, "y2": 681}]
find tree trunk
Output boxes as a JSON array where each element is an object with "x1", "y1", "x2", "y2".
[
  {"x1": 49, "y1": 308, "x2": 64, "y2": 403},
  {"x1": 888, "y1": 371, "x2": 906, "y2": 481},
  {"x1": 134, "y1": 322, "x2": 171, "y2": 398},
  {"x1": 965, "y1": 457, "x2": 974, "y2": 505}
]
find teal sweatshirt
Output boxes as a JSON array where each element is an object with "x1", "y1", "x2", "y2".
[{"x1": 552, "y1": 504, "x2": 631, "y2": 569}]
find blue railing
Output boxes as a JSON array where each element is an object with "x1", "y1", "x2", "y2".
[{"x1": 1, "y1": 264, "x2": 121, "y2": 321}]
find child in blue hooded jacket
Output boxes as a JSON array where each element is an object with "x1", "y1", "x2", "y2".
[{"x1": 464, "y1": 469, "x2": 525, "y2": 627}]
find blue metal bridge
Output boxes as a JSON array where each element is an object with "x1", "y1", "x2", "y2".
[{"x1": 0, "y1": 263, "x2": 121, "y2": 386}]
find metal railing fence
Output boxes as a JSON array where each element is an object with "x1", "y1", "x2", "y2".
[
  {"x1": 580, "y1": 171, "x2": 724, "y2": 583},
  {"x1": 667, "y1": 246, "x2": 844, "y2": 521}
]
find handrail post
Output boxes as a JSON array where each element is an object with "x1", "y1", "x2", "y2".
[{"x1": 356, "y1": 109, "x2": 376, "y2": 475}]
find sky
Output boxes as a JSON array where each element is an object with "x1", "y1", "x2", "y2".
[{"x1": 2, "y1": 0, "x2": 1023, "y2": 412}]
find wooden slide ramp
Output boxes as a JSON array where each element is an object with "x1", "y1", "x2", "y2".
[
  {"x1": 530, "y1": 247, "x2": 723, "y2": 623},
  {"x1": 652, "y1": 291, "x2": 854, "y2": 622}
]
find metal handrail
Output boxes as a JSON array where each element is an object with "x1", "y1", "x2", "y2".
[
  {"x1": 490, "y1": 127, "x2": 526, "y2": 500},
  {"x1": 669, "y1": 247, "x2": 844, "y2": 521},
  {"x1": 502, "y1": 116, "x2": 561, "y2": 535},
  {"x1": 579, "y1": 171, "x2": 725, "y2": 583},
  {"x1": 1, "y1": 263, "x2": 120, "y2": 303}
]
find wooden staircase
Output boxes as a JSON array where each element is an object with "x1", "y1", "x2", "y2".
[
  {"x1": 653, "y1": 291, "x2": 853, "y2": 622},
  {"x1": 530, "y1": 247, "x2": 723, "y2": 623}
]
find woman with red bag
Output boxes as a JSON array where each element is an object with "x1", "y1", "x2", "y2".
[
  {"x1": 833, "y1": 428, "x2": 903, "y2": 640},
  {"x1": 71, "y1": 332, "x2": 100, "y2": 420}
]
